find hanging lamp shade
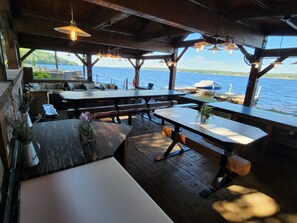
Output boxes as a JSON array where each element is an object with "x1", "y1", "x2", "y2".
[
  {"x1": 55, "y1": 21, "x2": 90, "y2": 41},
  {"x1": 227, "y1": 43, "x2": 239, "y2": 55},
  {"x1": 54, "y1": 2, "x2": 90, "y2": 41},
  {"x1": 208, "y1": 45, "x2": 221, "y2": 55}
]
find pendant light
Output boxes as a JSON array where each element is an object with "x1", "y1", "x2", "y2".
[
  {"x1": 54, "y1": 1, "x2": 91, "y2": 41},
  {"x1": 271, "y1": 36, "x2": 284, "y2": 68},
  {"x1": 208, "y1": 44, "x2": 221, "y2": 55}
]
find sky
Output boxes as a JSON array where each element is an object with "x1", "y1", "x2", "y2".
[{"x1": 57, "y1": 33, "x2": 297, "y2": 74}]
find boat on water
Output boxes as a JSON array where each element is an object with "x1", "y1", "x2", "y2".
[
  {"x1": 194, "y1": 80, "x2": 222, "y2": 95},
  {"x1": 214, "y1": 84, "x2": 261, "y2": 105}
]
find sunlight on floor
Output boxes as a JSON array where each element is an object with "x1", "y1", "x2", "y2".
[{"x1": 213, "y1": 185, "x2": 280, "y2": 222}]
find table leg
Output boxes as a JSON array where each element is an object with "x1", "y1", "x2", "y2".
[
  {"x1": 154, "y1": 126, "x2": 190, "y2": 161},
  {"x1": 114, "y1": 99, "x2": 121, "y2": 124},
  {"x1": 73, "y1": 101, "x2": 80, "y2": 118},
  {"x1": 200, "y1": 150, "x2": 237, "y2": 198},
  {"x1": 144, "y1": 97, "x2": 152, "y2": 120}
]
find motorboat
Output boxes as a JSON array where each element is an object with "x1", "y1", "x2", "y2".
[{"x1": 193, "y1": 80, "x2": 222, "y2": 95}]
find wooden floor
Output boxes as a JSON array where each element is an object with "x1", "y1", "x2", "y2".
[{"x1": 56, "y1": 111, "x2": 297, "y2": 223}]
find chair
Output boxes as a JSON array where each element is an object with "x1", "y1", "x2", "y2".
[
  {"x1": 28, "y1": 91, "x2": 49, "y2": 120},
  {"x1": 148, "y1": 83, "x2": 154, "y2": 90}
]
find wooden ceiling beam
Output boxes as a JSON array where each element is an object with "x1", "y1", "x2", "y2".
[
  {"x1": 187, "y1": 0, "x2": 218, "y2": 11},
  {"x1": 13, "y1": 17, "x2": 174, "y2": 53},
  {"x1": 250, "y1": 0, "x2": 270, "y2": 10},
  {"x1": 17, "y1": 34, "x2": 142, "y2": 58},
  {"x1": 84, "y1": 0, "x2": 265, "y2": 48},
  {"x1": 261, "y1": 48, "x2": 297, "y2": 57},
  {"x1": 86, "y1": 11, "x2": 130, "y2": 31},
  {"x1": 228, "y1": 4, "x2": 297, "y2": 20},
  {"x1": 136, "y1": 27, "x2": 190, "y2": 42}
]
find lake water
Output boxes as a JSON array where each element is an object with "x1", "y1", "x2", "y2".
[{"x1": 38, "y1": 65, "x2": 297, "y2": 116}]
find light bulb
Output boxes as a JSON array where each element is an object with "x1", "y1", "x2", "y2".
[
  {"x1": 70, "y1": 30, "x2": 77, "y2": 41},
  {"x1": 200, "y1": 44, "x2": 205, "y2": 51},
  {"x1": 212, "y1": 49, "x2": 216, "y2": 55},
  {"x1": 254, "y1": 62, "x2": 259, "y2": 69},
  {"x1": 229, "y1": 49, "x2": 233, "y2": 55},
  {"x1": 274, "y1": 63, "x2": 278, "y2": 68}
]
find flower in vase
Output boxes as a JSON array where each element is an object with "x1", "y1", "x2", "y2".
[{"x1": 78, "y1": 112, "x2": 96, "y2": 138}]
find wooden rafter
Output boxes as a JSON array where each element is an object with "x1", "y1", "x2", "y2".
[
  {"x1": 84, "y1": 0, "x2": 265, "y2": 48},
  {"x1": 258, "y1": 56, "x2": 289, "y2": 78},
  {"x1": 13, "y1": 17, "x2": 174, "y2": 53},
  {"x1": 87, "y1": 12, "x2": 130, "y2": 31},
  {"x1": 20, "y1": 48, "x2": 35, "y2": 61}
]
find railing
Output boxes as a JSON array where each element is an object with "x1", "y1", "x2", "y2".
[{"x1": 93, "y1": 74, "x2": 133, "y2": 90}]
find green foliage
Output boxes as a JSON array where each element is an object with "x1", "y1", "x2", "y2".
[
  {"x1": 33, "y1": 71, "x2": 51, "y2": 79},
  {"x1": 11, "y1": 120, "x2": 33, "y2": 144},
  {"x1": 19, "y1": 94, "x2": 34, "y2": 113},
  {"x1": 20, "y1": 48, "x2": 78, "y2": 66},
  {"x1": 197, "y1": 104, "x2": 213, "y2": 119}
]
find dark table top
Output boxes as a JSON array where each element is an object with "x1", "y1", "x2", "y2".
[
  {"x1": 59, "y1": 89, "x2": 185, "y2": 101},
  {"x1": 154, "y1": 107, "x2": 267, "y2": 146},
  {"x1": 21, "y1": 119, "x2": 132, "y2": 180},
  {"x1": 208, "y1": 102, "x2": 297, "y2": 130}
]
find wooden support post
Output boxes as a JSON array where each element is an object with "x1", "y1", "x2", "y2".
[
  {"x1": 0, "y1": 0, "x2": 19, "y2": 69},
  {"x1": 86, "y1": 54, "x2": 93, "y2": 82},
  {"x1": 0, "y1": 40, "x2": 7, "y2": 81},
  {"x1": 168, "y1": 49, "x2": 178, "y2": 90},
  {"x1": 128, "y1": 58, "x2": 144, "y2": 88},
  {"x1": 244, "y1": 62, "x2": 260, "y2": 106},
  {"x1": 54, "y1": 51, "x2": 58, "y2": 70},
  {"x1": 243, "y1": 37, "x2": 266, "y2": 106},
  {"x1": 75, "y1": 54, "x2": 97, "y2": 82}
]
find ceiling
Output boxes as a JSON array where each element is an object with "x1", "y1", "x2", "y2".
[{"x1": 8, "y1": 0, "x2": 297, "y2": 58}]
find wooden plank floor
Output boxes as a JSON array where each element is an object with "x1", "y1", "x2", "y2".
[
  {"x1": 56, "y1": 111, "x2": 297, "y2": 223},
  {"x1": 123, "y1": 115, "x2": 297, "y2": 223}
]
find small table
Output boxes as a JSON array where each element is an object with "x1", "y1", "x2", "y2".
[
  {"x1": 20, "y1": 158, "x2": 173, "y2": 223},
  {"x1": 21, "y1": 119, "x2": 132, "y2": 180},
  {"x1": 154, "y1": 107, "x2": 267, "y2": 196}
]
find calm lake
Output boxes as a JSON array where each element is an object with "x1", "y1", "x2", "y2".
[{"x1": 37, "y1": 65, "x2": 297, "y2": 116}]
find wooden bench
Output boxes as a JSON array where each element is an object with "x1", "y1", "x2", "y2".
[
  {"x1": 162, "y1": 126, "x2": 251, "y2": 176},
  {"x1": 67, "y1": 100, "x2": 178, "y2": 124},
  {"x1": 172, "y1": 102, "x2": 198, "y2": 109}
]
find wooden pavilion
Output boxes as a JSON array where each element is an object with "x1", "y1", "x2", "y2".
[
  {"x1": 1, "y1": 0, "x2": 297, "y2": 106},
  {"x1": 1, "y1": 1, "x2": 297, "y2": 223}
]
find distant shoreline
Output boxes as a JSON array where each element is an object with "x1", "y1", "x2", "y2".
[
  {"x1": 35, "y1": 64, "x2": 297, "y2": 80},
  {"x1": 141, "y1": 67, "x2": 297, "y2": 80}
]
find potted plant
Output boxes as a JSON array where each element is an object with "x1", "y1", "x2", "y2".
[
  {"x1": 18, "y1": 94, "x2": 34, "y2": 127},
  {"x1": 12, "y1": 119, "x2": 34, "y2": 145},
  {"x1": 197, "y1": 104, "x2": 213, "y2": 124},
  {"x1": 10, "y1": 117, "x2": 41, "y2": 167},
  {"x1": 78, "y1": 112, "x2": 96, "y2": 144},
  {"x1": 19, "y1": 94, "x2": 34, "y2": 113}
]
